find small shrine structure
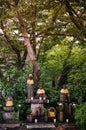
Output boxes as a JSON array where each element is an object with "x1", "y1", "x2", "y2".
[{"x1": 26, "y1": 74, "x2": 49, "y2": 122}]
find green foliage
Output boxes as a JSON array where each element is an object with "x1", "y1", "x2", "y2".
[
  {"x1": 40, "y1": 77, "x2": 60, "y2": 107},
  {"x1": 74, "y1": 104, "x2": 86, "y2": 130},
  {"x1": 0, "y1": 62, "x2": 32, "y2": 118},
  {"x1": 58, "y1": 104, "x2": 64, "y2": 111},
  {"x1": 26, "y1": 108, "x2": 32, "y2": 115},
  {"x1": 40, "y1": 38, "x2": 73, "y2": 87},
  {"x1": 68, "y1": 47, "x2": 86, "y2": 103}
]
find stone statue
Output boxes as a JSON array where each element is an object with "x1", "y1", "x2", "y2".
[
  {"x1": 3, "y1": 96, "x2": 14, "y2": 120},
  {"x1": 6, "y1": 96, "x2": 13, "y2": 107},
  {"x1": 26, "y1": 80, "x2": 48, "y2": 122},
  {"x1": 36, "y1": 84, "x2": 47, "y2": 99},
  {"x1": 4, "y1": 96, "x2": 14, "y2": 111},
  {"x1": 27, "y1": 74, "x2": 34, "y2": 99},
  {"x1": 59, "y1": 85, "x2": 72, "y2": 122},
  {"x1": 60, "y1": 85, "x2": 70, "y2": 103}
]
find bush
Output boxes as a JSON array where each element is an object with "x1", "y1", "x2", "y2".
[{"x1": 74, "y1": 103, "x2": 86, "y2": 130}]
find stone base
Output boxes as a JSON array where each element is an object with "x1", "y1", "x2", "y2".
[
  {"x1": 26, "y1": 98, "x2": 49, "y2": 104},
  {"x1": 27, "y1": 115, "x2": 32, "y2": 122},
  {"x1": 0, "y1": 123, "x2": 20, "y2": 129},
  {"x1": 2, "y1": 112, "x2": 18, "y2": 121},
  {"x1": 26, "y1": 123, "x2": 56, "y2": 130},
  {"x1": 3, "y1": 106, "x2": 14, "y2": 112}
]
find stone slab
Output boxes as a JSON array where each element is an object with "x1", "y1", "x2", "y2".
[
  {"x1": 26, "y1": 123, "x2": 56, "y2": 129},
  {"x1": 26, "y1": 98, "x2": 49, "y2": 104},
  {"x1": 0, "y1": 123, "x2": 20, "y2": 128}
]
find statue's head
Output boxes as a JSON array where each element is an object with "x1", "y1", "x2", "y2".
[
  {"x1": 29, "y1": 74, "x2": 33, "y2": 79},
  {"x1": 62, "y1": 84, "x2": 67, "y2": 89},
  {"x1": 6, "y1": 96, "x2": 13, "y2": 101},
  {"x1": 38, "y1": 84, "x2": 43, "y2": 89}
]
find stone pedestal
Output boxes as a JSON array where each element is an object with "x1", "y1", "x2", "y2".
[
  {"x1": 3, "y1": 106, "x2": 15, "y2": 121},
  {"x1": 60, "y1": 93, "x2": 70, "y2": 103},
  {"x1": 26, "y1": 98, "x2": 49, "y2": 122},
  {"x1": 4, "y1": 106, "x2": 14, "y2": 112},
  {"x1": 3, "y1": 112, "x2": 14, "y2": 120}
]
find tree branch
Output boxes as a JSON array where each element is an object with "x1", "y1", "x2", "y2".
[
  {"x1": 65, "y1": 0, "x2": 86, "y2": 37},
  {"x1": 0, "y1": 21, "x2": 26, "y2": 70},
  {"x1": 17, "y1": 12, "x2": 40, "y2": 83}
]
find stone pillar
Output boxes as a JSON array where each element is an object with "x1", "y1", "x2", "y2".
[{"x1": 27, "y1": 84, "x2": 34, "y2": 99}]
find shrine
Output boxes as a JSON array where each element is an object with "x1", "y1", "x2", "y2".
[
  {"x1": 0, "y1": 74, "x2": 79, "y2": 130},
  {"x1": 26, "y1": 74, "x2": 49, "y2": 122}
]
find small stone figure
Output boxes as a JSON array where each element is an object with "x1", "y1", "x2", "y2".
[
  {"x1": 27, "y1": 74, "x2": 34, "y2": 99},
  {"x1": 36, "y1": 84, "x2": 46, "y2": 99},
  {"x1": 60, "y1": 85, "x2": 70, "y2": 103},
  {"x1": 4, "y1": 96, "x2": 14, "y2": 111},
  {"x1": 6, "y1": 96, "x2": 13, "y2": 107},
  {"x1": 60, "y1": 85, "x2": 71, "y2": 122},
  {"x1": 60, "y1": 85, "x2": 69, "y2": 94},
  {"x1": 3, "y1": 96, "x2": 14, "y2": 120}
]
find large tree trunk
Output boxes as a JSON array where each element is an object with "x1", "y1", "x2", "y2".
[{"x1": 17, "y1": 13, "x2": 40, "y2": 83}]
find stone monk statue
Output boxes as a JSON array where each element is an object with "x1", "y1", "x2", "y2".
[
  {"x1": 60, "y1": 85, "x2": 70, "y2": 103},
  {"x1": 36, "y1": 84, "x2": 47, "y2": 99},
  {"x1": 27, "y1": 74, "x2": 34, "y2": 99}
]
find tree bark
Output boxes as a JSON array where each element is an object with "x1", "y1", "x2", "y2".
[
  {"x1": 17, "y1": 13, "x2": 40, "y2": 83},
  {"x1": 30, "y1": 0, "x2": 36, "y2": 54}
]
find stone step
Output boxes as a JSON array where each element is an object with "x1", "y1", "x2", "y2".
[
  {"x1": 0, "y1": 123, "x2": 20, "y2": 129},
  {"x1": 26, "y1": 123, "x2": 56, "y2": 130}
]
